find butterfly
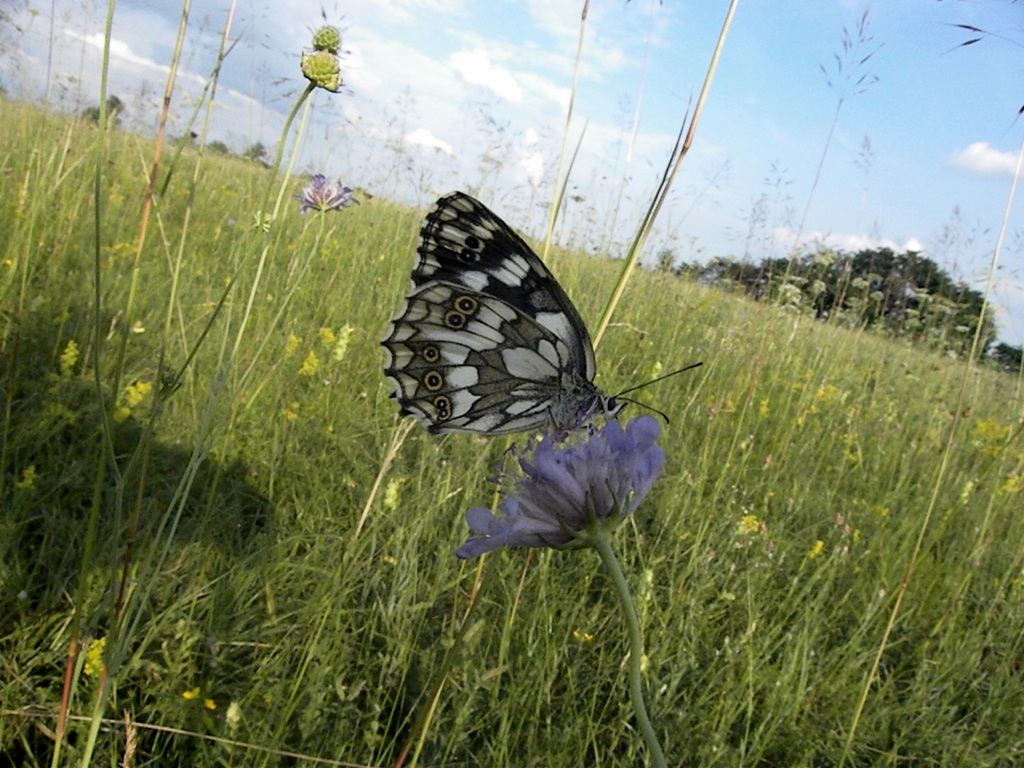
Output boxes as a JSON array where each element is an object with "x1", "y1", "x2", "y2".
[{"x1": 382, "y1": 192, "x2": 622, "y2": 435}]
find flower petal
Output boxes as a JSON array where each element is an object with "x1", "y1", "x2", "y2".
[{"x1": 456, "y1": 416, "x2": 665, "y2": 557}]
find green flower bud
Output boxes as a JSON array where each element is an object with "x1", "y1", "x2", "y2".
[
  {"x1": 301, "y1": 51, "x2": 342, "y2": 92},
  {"x1": 312, "y1": 25, "x2": 341, "y2": 54}
]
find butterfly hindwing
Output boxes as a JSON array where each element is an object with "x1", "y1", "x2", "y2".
[{"x1": 382, "y1": 192, "x2": 615, "y2": 435}]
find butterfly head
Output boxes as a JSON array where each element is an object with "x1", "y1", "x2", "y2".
[{"x1": 544, "y1": 375, "x2": 624, "y2": 434}]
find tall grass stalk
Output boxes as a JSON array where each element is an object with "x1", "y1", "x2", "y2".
[
  {"x1": 63, "y1": 0, "x2": 121, "y2": 761},
  {"x1": 110, "y1": 0, "x2": 191, "y2": 401},
  {"x1": 229, "y1": 82, "x2": 316, "y2": 367},
  {"x1": 539, "y1": 0, "x2": 590, "y2": 265},
  {"x1": 593, "y1": 0, "x2": 739, "y2": 349},
  {"x1": 792, "y1": 8, "x2": 881, "y2": 254}
]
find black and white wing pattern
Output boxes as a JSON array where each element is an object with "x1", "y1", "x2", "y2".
[{"x1": 382, "y1": 191, "x2": 620, "y2": 435}]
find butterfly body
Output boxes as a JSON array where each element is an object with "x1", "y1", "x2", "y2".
[{"x1": 383, "y1": 192, "x2": 618, "y2": 435}]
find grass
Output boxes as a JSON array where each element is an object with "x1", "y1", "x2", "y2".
[{"x1": 1, "y1": 94, "x2": 1024, "y2": 768}]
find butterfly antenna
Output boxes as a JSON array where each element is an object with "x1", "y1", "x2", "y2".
[
  {"x1": 614, "y1": 361, "x2": 703, "y2": 398},
  {"x1": 617, "y1": 396, "x2": 671, "y2": 425}
]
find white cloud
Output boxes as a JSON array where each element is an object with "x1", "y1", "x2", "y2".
[
  {"x1": 65, "y1": 29, "x2": 206, "y2": 87},
  {"x1": 72, "y1": 31, "x2": 164, "y2": 71},
  {"x1": 406, "y1": 127, "x2": 455, "y2": 155},
  {"x1": 450, "y1": 49, "x2": 523, "y2": 102},
  {"x1": 949, "y1": 142, "x2": 1020, "y2": 177},
  {"x1": 515, "y1": 150, "x2": 545, "y2": 187},
  {"x1": 518, "y1": 71, "x2": 569, "y2": 112},
  {"x1": 775, "y1": 227, "x2": 923, "y2": 254},
  {"x1": 223, "y1": 87, "x2": 264, "y2": 111},
  {"x1": 991, "y1": 278, "x2": 1024, "y2": 345},
  {"x1": 354, "y1": 0, "x2": 466, "y2": 25}
]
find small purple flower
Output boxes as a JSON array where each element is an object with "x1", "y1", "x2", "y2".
[
  {"x1": 456, "y1": 416, "x2": 665, "y2": 559},
  {"x1": 293, "y1": 174, "x2": 359, "y2": 214}
]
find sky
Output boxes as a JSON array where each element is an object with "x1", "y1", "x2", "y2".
[{"x1": 4, "y1": 0, "x2": 1024, "y2": 343}]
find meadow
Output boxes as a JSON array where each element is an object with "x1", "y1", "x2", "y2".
[{"x1": 1, "y1": 92, "x2": 1024, "y2": 768}]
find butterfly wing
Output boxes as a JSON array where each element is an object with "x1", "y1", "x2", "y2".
[
  {"x1": 412, "y1": 192, "x2": 596, "y2": 379},
  {"x1": 382, "y1": 192, "x2": 605, "y2": 435}
]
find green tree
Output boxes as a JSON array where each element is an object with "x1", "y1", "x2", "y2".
[
  {"x1": 990, "y1": 342, "x2": 1023, "y2": 371},
  {"x1": 243, "y1": 142, "x2": 268, "y2": 165},
  {"x1": 679, "y1": 247, "x2": 997, "y2": 357},
  {"x1": 81, "y1": 95, "x2": 125, "y2": 128}
]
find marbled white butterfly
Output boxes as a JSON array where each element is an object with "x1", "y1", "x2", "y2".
[{"x1": 382, "y1": 192, "x2": 622, "y2": 435}]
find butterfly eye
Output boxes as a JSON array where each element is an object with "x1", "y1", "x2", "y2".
[
  {"x1": 454, "y1": 296, "x2": 478, "y2": 314},
  {"x1": 458, "y1": 235, "x2": 483, "y2": 262},
  {"x1": 423, "y1": 370, "x2": 444, "y2": 391},
  {"x1": 444, "y1": 311, "x2": 467, "y2": 329},
  {"x1": 433, "y1": 395, "x2": 452, "y2": 420}
]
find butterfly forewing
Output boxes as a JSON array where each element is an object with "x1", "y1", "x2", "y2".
[
  {"x1": 413, "y1": 193, "x2": 596, "y2": 379},
  {"x1": 382, "y1": 192, "x2": 615, "y2": 435}
]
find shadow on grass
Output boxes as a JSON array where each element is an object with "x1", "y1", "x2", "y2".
[{"x1": 0, "y1": 318, "x2": 272, "y2": 634}]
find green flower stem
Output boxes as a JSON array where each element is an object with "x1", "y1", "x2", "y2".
[
  {"x1": 231, "y1": 82, "x2": 314, "y2": 364},
  {"x1": 589, "y1": 530, "x2": 669, "y2": 768}
]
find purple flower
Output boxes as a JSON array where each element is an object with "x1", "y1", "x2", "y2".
[
  {"x1": 456, "y1": 416, "x2": 665, "y2": 559},
  {"x1": 293, "y1": 174, "x2": 359, "y2": 214}
]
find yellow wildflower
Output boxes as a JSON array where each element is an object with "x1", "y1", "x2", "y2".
[
  {"x1": 737, "y1": 514, "x2": 760, "y2": 535},
  {"x1": 226, "y1": 702, "x2": 242, "y2": 732},
  {"x1": 299, "y1": 350, "x2": 320, "y2": 377},
  {"x1": 204, "y1": 699, "x2": 216, "y2": 710},
  {"x1": 15, "y1": 465, "x2": 37, "y2": 490},
  {"x1": 59, "y1": 340, "x2": 79, "y2": 377},
  {"x1": 282, "y1": 402, "x2": 300, "y2": 421},
  {"x1": 815, "y1": 384, "x2": 841, "y2": 405},
  {"x1": 124, "y1": 381, "x2": 152, "y2": 408},
  {"x1": 318, "y1": 326, "x2": 337, "y2": 347},
  {"x1": 971, "y1": 417, "x2": 1010, "y2": 443},
  {"x1": 84, "y1": 637, "x2": 106, "y2": 677},
  {"x1": 285, "y1": 334, "x2": 302, "y2": 357},
  {"x1": 999, "y1": 474, "x2": 1022, "y2": 494},
  {"x1": 572, "y1": 629, "x2": 594, "y2": 642},
  {"x1": 182, "y1": 687, "x2": 200, "y2": 701},
  {"x1": 758, "y1": 398, "x2": 770, "y2": 417},
  {"x1": 332, "y1": 325, "x2": 354, "y2": 362},
  {"x1": 384, "y1": 478, "x2": 403, "y2": 512},
  {"x1": 808, "y1": 540, "x2": 825, "y2": 559},
  {"x1": 971, "y1": 417, "x2": 1010, "y2": 457}
]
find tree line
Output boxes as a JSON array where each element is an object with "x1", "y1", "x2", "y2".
[{"x1": 661, "y1": 247, "x2": 1022, "y2": 369}]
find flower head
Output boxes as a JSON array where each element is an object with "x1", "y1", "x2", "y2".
[
  {"x1": 84, "y1": 637, "x2": 106, "y2": 677},
  {"x1": 293, "y1": 174, "x2": 359, "y2": 214},
  {"x1": 456, "y1": 416, "x2": 664, "y2": 559},
  {"x1": 301, "y1": 50, "x2": 343, "y2": 92},
  {"x1": 312, "y1": 25, "x2": 341, "y2": 54}
]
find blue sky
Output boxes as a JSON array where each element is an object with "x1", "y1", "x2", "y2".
[{"x1": 5, "y1": 0, "x2": 1023, "y2": 342}]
